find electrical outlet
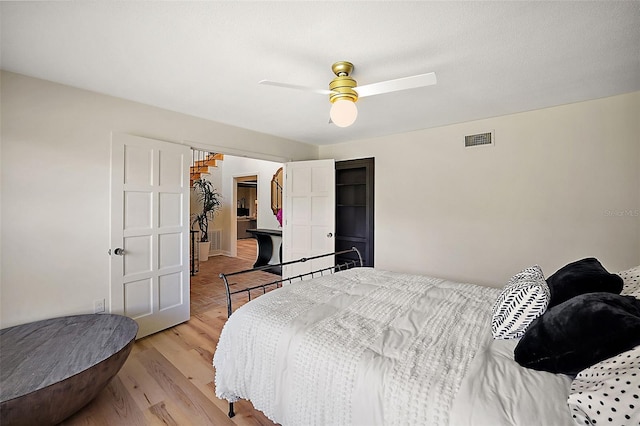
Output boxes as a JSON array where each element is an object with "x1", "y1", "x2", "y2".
[{"x1": 94, "y1": 298, "x2": 105, "y2": 314}]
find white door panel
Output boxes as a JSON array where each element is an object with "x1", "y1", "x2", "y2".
[
  {"x1": 124, "y1": 278, "x2": 153, "y2": 318},
  {"x1": 159, "y1": 272, "x2": 183, "y2": 310},
  {"x1": 110, "y1": 133, "x2": 190, "y2": 338},
  {"x1": 283, "y1": 159, "x2": 335, "y2": 280},
  {"x1": 123, "y1": 235, "x2": 152, "y2": 276}
]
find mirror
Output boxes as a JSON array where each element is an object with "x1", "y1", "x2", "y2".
[{"x1": 271, "y1": 167, "x2": 283, "y2": 216}]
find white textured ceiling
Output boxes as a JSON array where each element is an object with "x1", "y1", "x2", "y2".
[{"x1": 1, "y1": 1, "x2": 639, "y2": 145}]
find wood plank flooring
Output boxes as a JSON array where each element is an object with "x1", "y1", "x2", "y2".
[{"x1": 61, "y1": 239, "x2": 279, "y2": 426}]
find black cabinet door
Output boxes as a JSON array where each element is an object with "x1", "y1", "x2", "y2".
[{"x1": 335, "y1": 158, "x2": 374, "y2": 267}]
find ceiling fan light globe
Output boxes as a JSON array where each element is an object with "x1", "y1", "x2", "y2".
[{"x1": 330, "y1": 99, "x2": 358, "y2": 128}]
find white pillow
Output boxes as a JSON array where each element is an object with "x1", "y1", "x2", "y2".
[
  {"x1": 491, "y1": 265, "x2": 550, "y2": 339},
  {"x1": 618, "y1": 265, "x2": 640, "y2": 299},
  {"x1": 568, "y1": 345, "x2": 640, "y2": 426}
]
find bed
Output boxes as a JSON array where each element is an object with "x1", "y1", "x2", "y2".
[{"x1": 213, "y1": 251, "x2": 640, "y2": 426}]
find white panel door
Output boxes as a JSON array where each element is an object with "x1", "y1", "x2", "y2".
[
  {"x1": 110, "y1": 133, "x2": 190, "y2": 338},
  {"x1": 282, "y1": 159, "x2": 335, "y2": 279}
]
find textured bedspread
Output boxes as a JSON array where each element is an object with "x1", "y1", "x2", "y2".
[{"x1": 214, "y1": 267, "x2": 501, "y2": 426}]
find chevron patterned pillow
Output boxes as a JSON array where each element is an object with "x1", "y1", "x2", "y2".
[{"x1": 491, "y1": 265, "x2": 551, "y2": 339}]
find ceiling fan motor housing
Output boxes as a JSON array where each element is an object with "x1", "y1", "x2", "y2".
[{"x1": 329, "y1": 61, "x2": 358, "y2": 104}]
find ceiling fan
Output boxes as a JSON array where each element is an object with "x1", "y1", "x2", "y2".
[{"x1": 259, "y1": 61, "x2": 437, "y2": 127}]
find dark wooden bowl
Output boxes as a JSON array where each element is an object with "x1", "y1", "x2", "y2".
[{"x1": 0, "y1": 314, "x2": 138, "y2": 426}]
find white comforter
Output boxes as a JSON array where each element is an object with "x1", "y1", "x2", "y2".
[
  {"x1": 450, "y1": 339, "x2": 573, "y2": 426},
  {"x1": 214, "y1": 268, "x2": 502, "y2": 425}
]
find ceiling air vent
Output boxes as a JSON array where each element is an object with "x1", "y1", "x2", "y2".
[{"x1": 465, "y1": 131, "x2": 494, "y2": 148}]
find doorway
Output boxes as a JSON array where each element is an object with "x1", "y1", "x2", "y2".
[
  {"x1": 335, "y1": 158, "x2": 375, "y2": 267},
  {"x1": 234, "y1": 175, "x2": 258, "y2": 255},
  {"x1": 188, "y1": 150, "x2": 283, "y2": 271}
]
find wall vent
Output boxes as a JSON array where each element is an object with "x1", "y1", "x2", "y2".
[
  {"x1": 465, "y1": 131, "x2": 494, "y2": 148},
  {"x1": 208, "y1": 229, "x2": 222, "y2": 252}
]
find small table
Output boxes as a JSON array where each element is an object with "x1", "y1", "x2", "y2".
[
  {"x1": 247, "y1": 228, "x2": 282, "y2": 275},
  {"x1": 0, "y1": 314, "x2": 138, "y2": 426}
]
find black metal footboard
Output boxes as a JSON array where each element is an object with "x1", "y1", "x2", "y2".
[{"x1": 219, "y1": 247, "x2": 363, "y2": 319}]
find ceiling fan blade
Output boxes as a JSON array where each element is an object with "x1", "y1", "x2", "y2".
[
  {"x1": 355, "y1": 72, "x2": 437, "y2": 98},
  {"x1": 259, "y1": 80, "x2": 333, "y2": 96}
]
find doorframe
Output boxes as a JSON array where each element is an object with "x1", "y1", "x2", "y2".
[{"x1": 231, "y1": 173, "x2": 259, "y2": 257}]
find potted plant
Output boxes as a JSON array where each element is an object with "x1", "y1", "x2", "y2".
[{"x1": 192, "y1": 178, "x2": 222, "y2": 261}]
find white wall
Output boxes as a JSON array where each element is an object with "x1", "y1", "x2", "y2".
[
  {"x1": 320, "y1": 92, "x2": 640, "y2": 287},
  {"x1": 0, "y1": 71, "x2": 316, "y2": 328}
]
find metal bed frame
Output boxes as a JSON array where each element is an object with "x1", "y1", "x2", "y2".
[{"x1": 218, "y1": 247, "x2": 363, "y2": 417}]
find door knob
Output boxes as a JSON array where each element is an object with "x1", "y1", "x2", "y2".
[
  {"x1": 112, "y1": 248, "x2": 125, "y2": 256},
  {"x1": 327, "y1": 232, "x2": 333, "y2": 238}
]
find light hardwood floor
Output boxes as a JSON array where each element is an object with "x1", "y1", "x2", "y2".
[{"x1": 61, "y1": 239, "x2": 279, "y2": 426}]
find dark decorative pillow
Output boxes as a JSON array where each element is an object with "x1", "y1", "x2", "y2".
[
  {"x1": 546, "y1": 257, "x2": 623, "y2": 307},
  {"x1": 514, "y1": 292, "x2": 640, "y2": 375}
]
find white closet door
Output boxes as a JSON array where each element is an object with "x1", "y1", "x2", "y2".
[{"x1": 282, "y1": 159, "x2": 335, "y2": 280}]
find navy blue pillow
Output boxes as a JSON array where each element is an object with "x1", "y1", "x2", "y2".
[
  {"x1": 546, "y1": 258, "x2": 623, "y2": 307},
  {"x1": 514, "y1": 292, "x2": 640, "y2": 375}
]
